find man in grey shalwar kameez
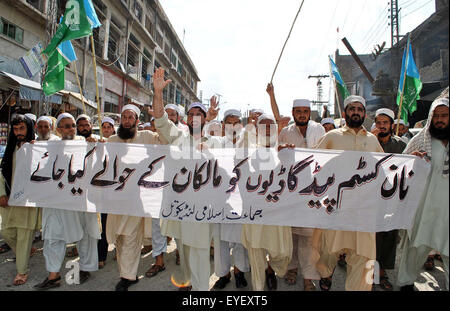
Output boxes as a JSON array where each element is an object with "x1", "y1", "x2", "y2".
[{"x1": 397, "y1": 97, "x2": 449, "y2": 291}]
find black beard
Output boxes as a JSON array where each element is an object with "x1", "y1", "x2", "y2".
[
  {"x1": 345, "y1": 114, "x2": 365, "y2": 128},
  {"x1": 117, "y1": 124, "x2": 137, "y2": 140},
  {"x1": 78, "y1": 129, "x2": 92, "y2": 138},
  {"x1": 378, "y1": 131, "x2": 391, "y2": 138},
  {"x1": 429, "y1": 123, "x2": 449, "y2": 140},
  {"x1": 188, "y1": 124, "x2": 204, "y2": 136},
  {"x1": 295, "y1": 120, "x2": 308, "y2": 127}
]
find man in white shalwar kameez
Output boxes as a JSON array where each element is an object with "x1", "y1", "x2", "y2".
[
  {"x1": 211, "y1": 109, "x2": 250, "y2": 290},
  {"x1": 278, "y1": 99, "x2": 325, "y2": 290},
  {"x1": 34, "y1": 113, "x2": 101, "y2": 290},
  {"x1": 152, "y1": 68, "x2": 222, "y2": 291},
  {"x1": 241, "y1": 114, "x2": 293, "y2": 291},
  {"x1": 397, "y1": 97, "x2": 449, "y2": 291},
  {"x1": 107, "y1": 104, "x2": 169, "y2": 291}
]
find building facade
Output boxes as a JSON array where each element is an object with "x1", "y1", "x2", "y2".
[{"x1": 0, "y1": 0, "x2": 200, "y2": 126}]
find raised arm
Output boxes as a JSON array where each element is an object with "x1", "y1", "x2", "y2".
[
  {"x1": 152, "y1": 67, "x2": 172, "y2": 119},
  {"x1": 266, "y1": 83, "x2": 281, "y2": 122}
]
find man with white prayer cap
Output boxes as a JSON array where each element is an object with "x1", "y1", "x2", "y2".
[
  {"x1": 34, "y1": 113, "x2": 101, "y2": 290},
  {"x1": 211, "y1": 108, "x2": 250, "y2": 290},
  {"x1": 240, "y1": 114, "x2": 293, "y2": 291},
  {"x1": 398, "y1": 97, "x2": 449, "y2": 291},
  {"x1": 106, "y1": 103, "x2": 168, "y2": 291},
  {"x1": 165, "y1": 104, "x2": 189, "y2": 133},
  {"x1": 101, "y1": 117, "x2": 116, "y2": 139},
  {"x1": 278, "y1": 98, "x2": 325, "y2": 291},
  {"x1": 76, "y1": 114, "x2": 100, "y2": 140},
  {"x1": 321, "y1": 118, "x2": 336, "y2": 133},
  {"x1": 371, "y1": 108, "x2": 406, "y2": 290},
  {"x1": 152, "y1": 68, "x2": 222, "y2": 291},
  {"x1": 393, "y1": 119, "x2": 410, "y2": 144},
  {"x1": 312, "y1": 95, "x2": 384, "y2": 291},
  {"x1": 24, "y1": 113, "x2": 37, "y2": 123},
  {"x1": 36, "y1": 116, "x2": 59, "y2": 141}
]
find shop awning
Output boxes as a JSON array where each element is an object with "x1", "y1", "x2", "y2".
[
  {"x1": 0, "y1": 71, "x2": 62, "y2": 104},
  {"x1": 59, "y1": 90, "x2": 98, "y2": 112}
]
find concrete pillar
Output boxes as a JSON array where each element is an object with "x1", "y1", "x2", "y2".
[{"x1": 102, "y1": 8, "x2": 111, "y2": 60}]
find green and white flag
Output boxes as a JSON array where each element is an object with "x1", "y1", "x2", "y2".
[
  {"x1": 396, "y1": 36, "x2": 423, "y2": 123},
  {"x1": 329, "y1": 56, "x2": 350, "y2": 100}
]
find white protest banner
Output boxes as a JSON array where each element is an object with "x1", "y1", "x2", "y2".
[{"x1": 8, "y1": 141, "x2": 430, "y2": 232}]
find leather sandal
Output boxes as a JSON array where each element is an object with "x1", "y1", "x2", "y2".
[
  {"x1": 34, "y1": 276, "x2": 61, "y2": 290},
  {"x1": 304, "y1": 279, "x2": 316, "y2": 291},
  {"x1": 284, "y1": 269, "x2": 298, "y2": 285},
  {"x1": 145, "y1": 264, "x2": 165, "y2": 278},
  {"x1": 13, "y1": 273, "x2": 28, "y2": 286}
]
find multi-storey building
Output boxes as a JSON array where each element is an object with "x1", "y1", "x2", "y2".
[{"x1": 0, "y1": 0, "x2": 200, "y2": 125}]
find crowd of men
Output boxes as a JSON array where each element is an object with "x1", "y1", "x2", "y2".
[{"x1": 0, "y1": 68, "x2": 448, "y2": 292}]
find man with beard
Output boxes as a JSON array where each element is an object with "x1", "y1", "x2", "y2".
[
  {"x1": 312, "y1": 95, "x2": 384, "y2": 291},
  {"x1": 35, "y1": 116, "x2": 60, "y2": 141},
  {"x1": 106, "y1": 104, "x2": 168, "y2": 291},
  {"x1": 0, "y1": 115, "x2": 39, "y2": 286},
  {"x1": 34, "y1": 113, "x2": 101, "y2": 290},
  {"x1": 397, "y1": 97, "x2": 449, "y2": 291},
  {"x1": 212, "y1": 109, "x2": 250, "y2": 290},
  {"x1": 278, "y1": 99, "x2": 325, "y2": 291},
  {"x1": 371, "y1": 108, "x2": 406, "y2": 290},
  {"x1": 165, "y1": 104, "x2": 189, "y2": 133},
  {"x1": 76, "y1": 114, "x2": 100, "y2": 140},
  {"x1": 321, "y1": 118, "x2": 336, "y2": 133},
  {"x1": 153, "y1": 67, "x2": 221, "y2": 291},
  {"x1": 240, "y1": 114, "x2": 293, "y2": 291}
]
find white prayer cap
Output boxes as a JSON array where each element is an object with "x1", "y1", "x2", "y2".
[
  {"x1": 102, "y1": 117, "x2": 115, "y2": 126},
  {"x1": 375, "y1": 108, "x2": 395, "y2": 121},
  {"x1": 250, "y1": 108, "x2": 264, "y2": 114},
  {"x1": 56, "y1": 113, "x2": 75, "y2": 126},
  {"x1": 321, "y1": 118, "x2": 335, "y2": 126},
  {"x1": 293, "y1": 99, "x2": 311, "y2": 108},
  {"x1": 178, "y1": 105, "x2": 185, "y2": 118},
  {"x1": 394, "y1": 119, "x2": 405, "y2": 126},
  {"x1": 187, "y1": 102, "x2": 207, "y2": 114},
  {"x1": 122, "y1": 104, "x2": 141, "y2": 117},
  {"x1": 143, "y1": 122, "x2": 152, "y2": 127},
  {"x1": 165, "y1": 104, "x2": 179, "y2": 112},
  {"x1": 223, "y1": 109, "x2": 242, "y2": 121},
  {"x1": 25, "y1": 113, "x2": 37, "y2": 122},
  {"x1": 343, "y1": 95, "x2": 366, "y2": 109},
  {"x1": 76, "y1": 114, "x2": 91, "y2": 123},
  {"x1": 37, "y1": 116, "x2": 52, "y2": 125},
  {"x1": 370, "y1": 123, "x2": 376, "y2": 131},
  {"x1": 257, "y1": 114, "x2": 276, "y2": 125}
]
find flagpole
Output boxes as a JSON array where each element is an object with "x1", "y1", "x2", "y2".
[
  {"x1": 270, "y1": 0, "x2": 305, "y2": 83},
  {"x1": 395, "y1": 33, "x2": 411, "y2": 136},
  {"x1": 329, "y1": 56, "x2": 343, "y2": 126},
  {"x1": 90, "y1": 35, "x2": 103, "y2": 139},
  {"x1": 73, "y1": 62, "x2": 87, "y2": 114}
]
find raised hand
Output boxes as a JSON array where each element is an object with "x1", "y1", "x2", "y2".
[
  {"x1": 266, "y1": 83, "x2": 275, "y2": 96},
  {"x1": 153, "y1": 67, "x2": 172, "y2": 93},
  {"x1": 206, "y1": 96, "x2": 220, "y2": 121}
]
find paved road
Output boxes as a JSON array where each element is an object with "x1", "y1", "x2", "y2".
[{"x1": 0, "y1": 236, "x2": 447, "y2": 291}]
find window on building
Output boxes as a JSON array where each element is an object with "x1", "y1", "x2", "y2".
[
  {"x1": 170, "y1": 49, "x2": 177, "y2": 66},
  {"x1": 176, "y1": 88, "x2": 181, "y2": 105},
  {"x1": 26, "y1": 0, "x2": 44, "y2": 12},
  {"x1": 127, "y1": 44, "x2": 139, "y2": 77},
  {"x1": 164, "y1": 40, "x2": 170, "y2": 58},
  {"x1": 108, "y1": 28, "x2": 120, "y2": 64},
  {"x1": 104, "y1": 90, "x2": 120, "y2": 113},
  {"x1": 155, "y1": 30, "x2": 163, "y2": 48},
  {"x1": 133, "y1": 0, "x2": 143, "y2": 22},
  {"x1": 168, "y1": 82, "x2": 175, "y2": 103},
  {"x1": 177, "y1": 61, "x2": 183, "y2": 77},
  {"x1": 91, "y1": 27, "x2": 103, "y2": 58},
  {"x1": 92, "y1": 0, "x2": 107, "y2": 16},
  {"x1": 145, "y1": 16, "x2": 153, "y2": 37},
  {"x1": 129, "y1": 33, "x2": 141, "y2": 47},
  {"x1": 1, "y1": 18, "x2": 24, "y2": 44}
]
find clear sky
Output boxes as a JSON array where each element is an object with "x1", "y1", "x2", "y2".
[{"x1": 161, "y1": 0, "x2": 436, "y2": 119}]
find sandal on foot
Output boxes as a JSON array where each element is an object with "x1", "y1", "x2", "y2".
[
  {"x1": 13, "y1": 273, "x2": 28, "y2": 286},
  {"x1": 145, "y1": 264, "x2": 165, "y2": 278},
  {"x1": 30, "y1": 247, "x2": 37, "y2": 257},
  {"x1": 424, "y1": 256, "x2": 435, "y2": 271},
  {"x1": 34, "y1": 276, "x2": 61, "y2": 291},
  {"x1": 141, "y1": 245, "x2": 153, "y2": 254},
  {"x1": 379, "y1": 275, "x2": 393, "y2": 291},
  {"x1": 304, "y1": 279, "x2": 316, "y2": 291},
  {"x1": 66, "y1": 247, "x2": 78, "y2": 258},
  {"x1": 284, "y1": 269, "x2": 298, "y2": 285}
]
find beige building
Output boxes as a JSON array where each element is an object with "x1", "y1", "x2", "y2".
[{"x1": 0, "y1": 0, "x2": 200, "y2": 124}]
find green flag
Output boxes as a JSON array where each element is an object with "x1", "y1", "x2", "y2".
[
  {"x1": 396, "y1": 36, "x2": 422, "y2": 122},
  {"x1": 329, "y1": 56, "x2": 350, "y2": 100},
  {"x1": 43, "y1": 0, "x2": 92, "y2": 56}
]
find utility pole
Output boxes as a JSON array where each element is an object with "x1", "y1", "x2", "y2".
[
  {"x1": 389, "y1": 0, "x2": 400, "y2": 47},
  {"x1": 308, "y1": 75, "x2": 329, "y2": 113}
]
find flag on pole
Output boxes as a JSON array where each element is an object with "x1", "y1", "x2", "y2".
[
  {"x1": 329, "y1": 56, "x2": 350, "y2": 99},
  {"x1": 396, "y1": 37, "x2": 422, "y2": 122},
  {"x1": 43, "y1": 40, "x2": 77, "y2": 96},
  {"x1": 43, "y1": 0, "x2": 93, "y2": 56},
  {"x1": 84, "y1": 0, "x2": 102, "y2": 28}
]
